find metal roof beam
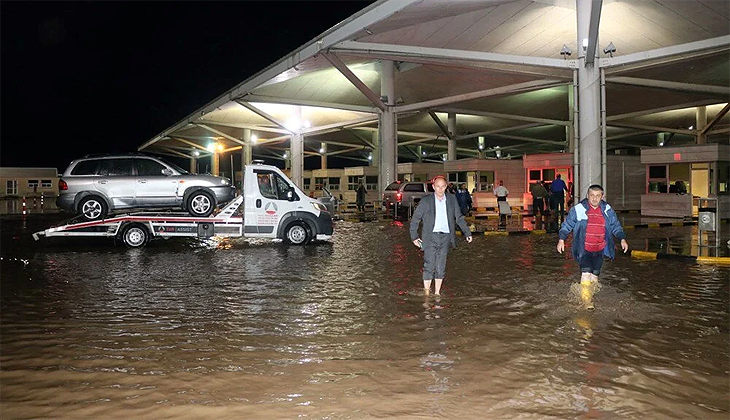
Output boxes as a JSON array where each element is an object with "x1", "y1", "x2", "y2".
[
  {"x1": 488, "y1": 133, "x2": 566, "y2": 145},
  {"x1": 702, "y1": 103, "x2": 730, "y2": 135},
  {"x1": 453, "y1": 123, "x2": 546, "y2": 140},
  {"x1": 194, "y1": 124, "x2": 246, "y2": 146},
  {"x1": 438, "y1": 107, "x2": 569, "y2": 126},
  {"x1": 301, "y1": 116, "x2": 379, "y2": 135},
  {"x1": 332, "y1": 41, "x2": 576, "y2": 69},
  {"x1": 394, "y1": 79, "x2": 565, "y2": 113},
  {"x1": 607, "y1": 99, "x2": 722, "y2": 122},
  {"x1": 241, "y1": 94, "x2": 378, "y2": 114},
  {"x1": 197, "y1": 120, "x2": 290, "y2": 134},
  {"x1": 169, "y1": 137, "x2": 210, "y2": 151},
  {"x1": 607, "y1": 122, "x2": 694, "y2": 135},
  {"x1": 343, "y1": 128, "x2": 376, "y2": 148},
  {"x1": 599, "y1": 35, "x2": 730, "y2": 68},
  {"x1": 606, "y1": 77, "x2": 730, "y2": 96},
  {"x1": 326, "y1": 146, "x2": 367, "y2": 157},
  {"x1": 606, "y1": 130, "x2": 655, "y2": 141},
  {"x1": 321, "y1": 52, "x2": 387, "y2": 112},
  {"x1": 585, "y1": 0, "x2": 602, "y2": 66},
  {"x1": 428, "y1": 111, "x2": 453, "y2": 140},
  {"x1": 234, "y1": 100, "x2": 294, "y2": 133}
]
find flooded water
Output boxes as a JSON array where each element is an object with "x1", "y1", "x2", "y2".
[{"x1": 1, "y1": 214, "x2": 728, "y2": 419}]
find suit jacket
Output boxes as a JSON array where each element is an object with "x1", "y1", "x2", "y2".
[{"x1": 410, "y1": 193, "x2": 472, "y2": 248}]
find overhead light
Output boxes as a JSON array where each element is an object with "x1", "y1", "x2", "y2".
[
  {"x1": 319, "y1": 147, "x2": 325, "y2": 154},
  {"x1": 602, "y1": 42, "x2": 616, "y2": 57},
  {"x1": 285, "y1": 117, "x2": 301, "y2": 131},
  {"x1": 688, "y1": 125, "x2": 694, "y2": 130},
  {"x1": 192, "y1": 150, "x2": 200, "y2": 157},
  {"x1": 560, "y1": 44, "x2": 572, "y2": 58},
  {"x1": 303, "y1": 120, "x2": 311, "y2": 128},
  {"x1": 283, "y1": 152, "x2": 288, "y2": 159},
  {"x1": 217, "y1": 144, "x2": 224, "y2": 152},
  {"x1": 367, "y1": 153, "x2": 373, "y2": 161},
  {"x1": 206, "y1": 143, "x2": 217, "y2": 153},
  {"x1": 582, "y1": 38, "x2": 588, "y2": 51},
  {"x1": 659, "y1": 142, "x2": 664, "y2": 146},
  {"x1": 422, "y1": 151, "x2": 427, "y2": 156},
  {"x1": 251, "y1": 134, "x2": 258, "y2": 143}
]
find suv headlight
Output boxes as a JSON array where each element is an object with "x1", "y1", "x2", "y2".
[
  {"x1": 311, "y1": 202, "x2": 328, "y2": 212},
  {"x1": 220, "y1": 178, "x2": 231, "y2": 186}
]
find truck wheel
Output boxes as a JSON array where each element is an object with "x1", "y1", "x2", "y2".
[
  {"x1": 187, "y1": 190, "x2": 214, "y2": 217},
  {"x1": 284, "y1": 222, "x2": 310, "y2": 245},
  {"x1": 121, "y1": 224, "x2": 149, "y2": 248},
  {"x1": 79, "y1": 196, "x2": 107, "y2": 221}
]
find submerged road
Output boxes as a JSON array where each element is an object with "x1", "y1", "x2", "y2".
[{"x1": 1, "y1": 215, "x2": 728, "y2": 419}]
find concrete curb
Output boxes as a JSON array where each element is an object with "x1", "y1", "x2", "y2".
[
  {"x1": 630, "y1": 250, "x2": 730, "y2": 265},
  {"x1": 624, "y1": 221, "x2": 695, "y2": 229}
]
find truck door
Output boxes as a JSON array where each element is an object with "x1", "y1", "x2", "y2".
[{"x1": 244, "y1": 170, "x2": 291, "y2": 237}]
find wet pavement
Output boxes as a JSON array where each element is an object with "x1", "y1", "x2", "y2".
[{"x1": 1, "y1": 213, "x2": 728, "y2": 419}]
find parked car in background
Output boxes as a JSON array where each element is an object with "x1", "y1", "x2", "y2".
[
  {"x1": 382, "y1": 180, "x2": 434, "y2": 217},
  {"x1": 57, "y1": 154, "x2": 235, "y2": 221}
]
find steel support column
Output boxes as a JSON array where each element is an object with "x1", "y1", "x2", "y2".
[
  {"x1": 379, "y1": 60, "x2": 397, "y2": 192},
  {"x1": 371, "y1": 130, "x2": 379, "y2": 167},
  {"x1": 320, "y1": 142, "x2": 327, "y2": 169},
  {"x1": 291, "y1": 106, "x2": 304, "y2": 188},
  {"x1": 189, "y1": 156, "x2": 197, "y2": 174},
  {"x1": 242, "y1": 128, "x2": 252, "y2": 168},
  {"x1": 696, "y1": 106, "x2": 707, "y2": 144},
  {"x1": 577, "y1": 0, "x2": 601, "y2": 198},
  {"x1": 447, "y1": 113, "x2": 456, "y2": 161}
]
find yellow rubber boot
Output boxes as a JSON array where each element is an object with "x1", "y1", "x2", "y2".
[{"x1": 580, "y1": 279, "x2": 595, "y2": 310}]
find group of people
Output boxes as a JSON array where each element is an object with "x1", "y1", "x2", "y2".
[
  {"x1": 529, "y1": 174, "x2": 574, "y2": 228},
  {"x1": 410, "y1": 175, "x2": 628, "y2": 309}
]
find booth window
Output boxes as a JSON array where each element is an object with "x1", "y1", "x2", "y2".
[
  {"x1": 314, "y1": 177, "x2": 327, "y2": 190},
  {"x1": 366, "y1": 176, "x2": 378, "y2": 190},
  {"x1": 41, "y1": 180, "x2": 53, "y2": 188},
  {"x1": 542, "y1": 169, "x2": 555, "y2": 181},
  {"x1": 27, "y1": 179, "x2": 39, "y2": 189},
  {"x1": 328, "y1": 177, "x2": 340, "y2": 190},
  {"x1": 448, "y1": 172, "x2": 467, "y2": 183},
  {"x1": 302, "y1": 178, "x2": 311, "y2": 190},
  {"x1": 348, "y1": 176, "x2": 359, "y2": 190},
  {"x1": 718, "y1": 161, "x2": 729, "y2": 195},
  {"x1": 6, "y1": 180, "x2": 18, "y2": 195},
  {"x1": 529, "y1": 170, "x2": 541, "y2": 181},
  {"x1": 648, "y1": 165, "x2": 668, "y2": 193},
  {"x1": 479, "y1": 171, "x2": 494, "y2": 191}
]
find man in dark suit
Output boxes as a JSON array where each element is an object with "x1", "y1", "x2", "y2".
[{"x1": 410, "y1": 176, "x2": 473, "y2": 295}]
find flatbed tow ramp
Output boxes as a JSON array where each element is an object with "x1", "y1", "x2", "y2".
[{"x1": 33, "y1": 196, "x2": 245, "y2": 248}]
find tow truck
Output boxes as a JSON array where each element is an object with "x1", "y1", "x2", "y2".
[{"x1": 33, "y1": 163, "x2": 333, "y2": 248}]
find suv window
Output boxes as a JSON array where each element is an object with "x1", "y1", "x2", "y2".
[
  {"x1": 403, "y1": 183, "x2": 424, "y2": 192},
  {"x1": 136, "y1": 158, "x2": 167, "y2": 176},
  {"x1": 71, "y1": 160, "x2": 100, "y2": 175},
  {"x1": 98, "y1": 159, "x2": 135, "y2": 176},
  {"x1": 385, "y1": 182, "x2": 401, "y2": 191}
]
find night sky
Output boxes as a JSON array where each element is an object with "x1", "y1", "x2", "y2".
[{"x1": 1, "y1": 1, "x2": 373, "y2": 171}]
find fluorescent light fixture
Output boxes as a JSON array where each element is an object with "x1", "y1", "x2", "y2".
[
  {"x1": 251, "y1": 134, "x2": 258, "y2": 143},
  {"x1": 582, "y1": 38, "x2": 588, "y2": 51},
  {"x1": 367, "y1": 154, "x2": 372, "y2": 161},
  {"x1": 192, "y1": 150, "x2": 200, "y2": 157},
  {"x1": 206, "y1": 143, "x2": 217, "y2": 153},
  {"x1": 283, "y1": 152, "x2": 288, "y2": 159}
]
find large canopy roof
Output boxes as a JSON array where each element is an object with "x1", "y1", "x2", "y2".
[{"x1": 139, "y1": 0, "x2": 730, "y2": 166}]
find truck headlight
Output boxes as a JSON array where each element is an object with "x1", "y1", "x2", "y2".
[
  {"x1": 311, "y1": 202, "x2": 328, "y2": 212},
  {"x1": 220, "y1": 178, "x2": 231, "y2": 185}
]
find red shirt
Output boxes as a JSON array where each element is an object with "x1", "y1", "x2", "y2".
[{"x1": 584, "y1": 205, "x2": 606, "y2": 252}]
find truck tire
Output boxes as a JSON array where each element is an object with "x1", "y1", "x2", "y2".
[
  {"x1": 121, "y1": 223, "x2": 150, "y2": 248},
  {"x1": 187, "y1": 190, "x2": 214, "y2": 217},
  {"x1": 284, "y1": 222, "x2": 310, "y2": 245},
  {"x1": 79, "y1": 195, "x2": 108, "y2": 221}
]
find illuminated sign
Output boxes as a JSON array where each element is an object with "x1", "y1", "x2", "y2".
[{"x1": 674, "y1": 153, "x2": 682, "y2": 161}]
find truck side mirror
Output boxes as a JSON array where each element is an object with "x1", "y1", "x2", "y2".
[{"x1": 287, "y1": 187, "x2": 296, "y2": 202}]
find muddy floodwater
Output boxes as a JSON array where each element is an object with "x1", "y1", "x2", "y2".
[{"x1": 1, "y1": 214, "x2": 728, "y2": 419}]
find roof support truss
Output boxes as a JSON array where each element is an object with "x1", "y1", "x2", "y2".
[
  {"x1": 394, "y1": 79, "x2": 565, "y2": 113},
  {"x1": 235, "y1": 100, "x2": 294, "y2": 133},
  {"x1": 599, "y1": 35, "x2": 730, "y2": 68},
  {"x1": 321, "y1": 52, "x2": 387, "y2": 112},
  {"x1": 606, "y1": 77, "x2": 730, "y2": 97},
  {"x1": 194, "y1": 124, "x2": 246, "y2": 146},
  {"x1": 241, "y1": 94, "x2": 378, "y2": 114},
  {"x1": 585, "y1": 0, "x2": 602, "y2": 66},
  {"x1": 438, "y1": 107, "x2": 569, "y2": 126},
  {"x1": 428, "y1": 111, "x2": 453, "y2": 140},
  {"x1": 607, "y1": 100, "x2": 721, "y2": 122},
  {"x1": 607, "y1": 122, "x2": 694, "y2": 135},
  {"x1": 332, "y1": 41, "x2": 576, "y2": 69},
  {"x1": 701, "y1": 103, "x2": 730, "y2": 135}
]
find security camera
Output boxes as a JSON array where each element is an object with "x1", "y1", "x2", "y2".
[{"x1": 603, "y1": 42, "x2": 616, "y2": 57}]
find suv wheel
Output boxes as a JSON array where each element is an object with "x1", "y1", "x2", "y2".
[
  {"x1": 78, "y1": 196, "x2": 107, "y2": 221},
  {"x1": 187, "y1": 190, "x2": 214, "y2": 217}
]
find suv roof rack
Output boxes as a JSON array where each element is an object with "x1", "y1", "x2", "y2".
[{"x1": 81, "y1": 152, "x2": 152, "y2": 159}]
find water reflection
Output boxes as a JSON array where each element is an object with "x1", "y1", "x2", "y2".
[{"x1": 0, "y1": 216, "x2": 728, "y2": 419}]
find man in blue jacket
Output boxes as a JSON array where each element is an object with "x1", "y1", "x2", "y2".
[
  {"x1": 557, "y1": 184, "x2": 628, "y2": 309},
  {"x1": 411, "y1": 176, "x2": 472, "y2": 296}
]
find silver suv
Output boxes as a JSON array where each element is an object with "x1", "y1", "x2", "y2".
[
  {"x1": 57, "y1": 154, "x2": 236, "y2": 221},
  {"x1": 382, "y1": 181, "x2": 434, "y2": 216}
]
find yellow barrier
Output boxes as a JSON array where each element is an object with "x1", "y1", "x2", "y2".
[
  {"x1": 631, "y1": 250, "x2": 658, "y2": 260},
  {"x1": 484, "y1": 231, "x2": 509, "y2": 236},
  {"x1": 697, "y1": 256, "x2": 730, "y2": 265}
]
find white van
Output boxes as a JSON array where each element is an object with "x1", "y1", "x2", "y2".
[
  {"x1": 243, "y1": 163, "x2": 333, "y2": 244},
  {"x1": 34, "y1": 163, "x2": 333, "y2": 247}
]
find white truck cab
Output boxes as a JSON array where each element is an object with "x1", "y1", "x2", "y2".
[{"x1": 243, "y1": 163, "x2": 333, "y2": 244}]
